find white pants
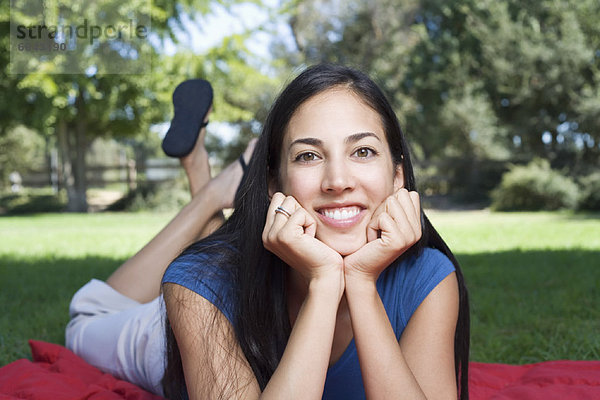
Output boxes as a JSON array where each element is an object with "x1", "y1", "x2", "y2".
[{"x1": 65, "y1": 279, "x2": 165, "y2": 395}]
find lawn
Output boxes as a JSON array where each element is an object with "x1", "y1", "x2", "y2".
[{"x1": 1, "y1": 210, "x2": 599, "y2": 367}]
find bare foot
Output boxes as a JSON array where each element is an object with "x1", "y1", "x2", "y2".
[
  {"x1": 181, "y1": 108, "x2": 212, "y2": 196},
  {"x1": 209, "y1": 138, "x2": 258, "y2": 210}
]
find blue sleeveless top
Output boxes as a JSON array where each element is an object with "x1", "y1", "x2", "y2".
[{"x1": 163, "y1": 246, "x2": 455, "y2": 399}]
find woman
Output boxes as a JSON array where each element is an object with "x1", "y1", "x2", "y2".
[{"x1": 162, "y1": 64, "x2": 470, "y2": 399}]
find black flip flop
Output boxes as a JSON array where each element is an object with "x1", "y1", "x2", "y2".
[{"x1": 162, "y1": 79, "x2": 213, "y2": 158}]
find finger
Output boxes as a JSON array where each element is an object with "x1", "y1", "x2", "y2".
[
  {"x1": 409, "y1": 191, "x2": 421, "y2": 221},
  {"x1": 394, "y1": 189, "x2": 420, "y2": 229},
  {"x1": 401, "y1": 189, "x2": 420, "y2": 223},
  {"x1": 279, "y1": 206, "x2": 317, "y2": 239},
  {"x1": 366, "y1": 201, "x2": 387, "y2": 242},
  {"x1": 269, "y1": 195, "x2": 301, "y2": 237},
  {"x1": 397, "y1": 190, "x2": 421, "y2": 237},
  {"x1": 377, "y1": 212, "x2": 400, "y2": 243},
  {"x1": 263, "y1": 192, "x2": 286, "y2": 239},
  {"x1": 408, "y1": 191, "x2": 422, "y2": 234},
  {"x1": 386, "y1": 194, "x2": 411, "y2": 226},
  {"x1": 379, "y1": 194, "x2": 421, "y2": 245}
]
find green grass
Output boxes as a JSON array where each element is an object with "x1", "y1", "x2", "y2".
[
  {"x1": 427, "y1": 210, "x2": 600, "y2": 363},
  {"x1": 1, "y1": 210, "x2": 599, "y2": 366},
  {"x1": 0, "y1": 212, "x2": 174, "y2": 365}
]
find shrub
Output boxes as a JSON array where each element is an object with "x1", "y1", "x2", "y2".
[
  {"x1": 578, "y1": 172, "x2": 600, "y2": 211},
  {"x1": 107, "y1": 179, "x2": 189, "y2": 212},
  {"x1": 491, "y1": 159, "x2": 579, "y2": 211},
  {"x1": 0, "y1": 188, "x2": 66, "y2": 215}
]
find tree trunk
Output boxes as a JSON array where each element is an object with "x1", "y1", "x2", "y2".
[
  {"x1": 71, "y1": 113, "x2": 88, "y2": 212},
  {"x1": 56, "y1": 118, "x2": 78, "y2": 211},
  {"x1": 56, "y1": 115, "x2": 88, "y2": 212}
]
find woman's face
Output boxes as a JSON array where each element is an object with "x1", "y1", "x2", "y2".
[{"x1": 273, "y1": 88, "x2": 404, "y2": 256}]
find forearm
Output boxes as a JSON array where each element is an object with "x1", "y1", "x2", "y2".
[
  {"x1": 261, "y1": 275, "x2": 342, "y2": 400},
  {"x1": 345, "y1": 273, "x2": 426, "y2": 400}
]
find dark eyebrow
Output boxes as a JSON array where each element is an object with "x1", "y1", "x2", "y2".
[
  {"x1": 345, "y1": 132, "x2": 381, "y2": 144},
  {"x1": 289, "y1": 137, "x2": 323, "y2": 150},
  {"x1": 290, "y1": 132, "x2": 380, "y2": 150}
]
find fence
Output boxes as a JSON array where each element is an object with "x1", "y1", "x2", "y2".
[{"x1": 15, "y1": 157, "x2": 181, "y2": 192}]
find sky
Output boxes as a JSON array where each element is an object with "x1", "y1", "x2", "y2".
[
  {"x1": 161, "y1": 0, "x2": 296, "y2": 60},
  {"x1": 153, "y1": 1, "x2": 295, "y2": 143}
]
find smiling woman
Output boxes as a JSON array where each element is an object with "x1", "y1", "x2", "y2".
[
  {"x1": 161, "y1": 64, "x2": 470, "y2": 400},
  {"x1": 58, "y1": 64, "x2": 468, "y2": 400},
  {"x1": 275, "y1": 89, "x2": 404, "y2": 255}
]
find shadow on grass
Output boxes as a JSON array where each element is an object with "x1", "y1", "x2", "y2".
[
  {"x1": 1, "y1": 249, "x2": 599, "y2": 367},
  {"x1": 457, "y1": 249, "x2": 600, "y2": 364},
  {"x1": 0, "y1": 255, "x2": 125, "y2": 366}
]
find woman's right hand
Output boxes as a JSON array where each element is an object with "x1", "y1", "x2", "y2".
[{"x1": 262, "y1": 192, "x2": 344, "y2": 285}]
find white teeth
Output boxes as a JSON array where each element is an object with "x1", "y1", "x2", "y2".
[{"x1": 322, "y1": 207, "x2": 360, "y2": 220}]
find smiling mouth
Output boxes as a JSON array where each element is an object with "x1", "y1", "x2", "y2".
[{"x1": 318, "y1": 206, "x2": 363, "y2": 221}]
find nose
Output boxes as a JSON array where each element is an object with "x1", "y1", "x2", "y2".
[{"x1": 321, "y1": 158, "x2": 355, "y2": 193}]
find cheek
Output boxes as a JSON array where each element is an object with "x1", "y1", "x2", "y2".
[
  {"x1": 357, "y1": 165, "x2": 396, "y2": 201},
  {"x1": 280, "y1": 169, "x2": 320, "y2": 205}
]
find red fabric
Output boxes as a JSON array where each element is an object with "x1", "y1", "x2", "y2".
[
  {"x1": 470, "y1": 360, "x2": 600, "y2": 400},
  {"x1": 1, "y1": 341, "x2": 599, "y2": 399},
  {"x1": 0, "y1": 340, "x2": 164, "y2": 400}
]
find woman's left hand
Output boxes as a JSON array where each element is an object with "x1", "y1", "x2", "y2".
[{"x1": 344, "y1": 188, "x2": 422, "y2": 282}]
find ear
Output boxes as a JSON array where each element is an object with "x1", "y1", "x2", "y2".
[{"x1": 393, "y1": 163, "x2": 405, "y2": 191}]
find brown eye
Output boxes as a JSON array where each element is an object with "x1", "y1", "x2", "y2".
[
  {"x1": 297, "y1": 152, "x2": 316, "y2": 162},
  {"x1": 354, "y1": 147, "x2": 374, "y2": 158}
]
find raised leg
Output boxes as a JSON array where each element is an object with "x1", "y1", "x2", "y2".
[{"x1": 105, "y1": 126, "x2": 256, "y2": 303}]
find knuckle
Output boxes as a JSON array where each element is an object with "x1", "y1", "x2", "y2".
[
  {"x1": 272, "y1": 192, "x2": 284, "y2": 203},
  {"x1": 267, "y1": 230, "x2": 277, "y2": 244},
  {"x1": 262, "y1": 228, "x2": 271, "y2": 244},
  {"x1": 275, "y1": 230, "x2": 287, "y2": 244}
]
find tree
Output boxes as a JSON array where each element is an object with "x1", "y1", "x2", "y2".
[
  {"x1": 2, "y1": 0, "x2": 277, "y2": 211},
  {"x1": 0, "y1": 125, "x2": 46, "y2": 188},
  {"x1": 276, "y1": 0, "x2": 600, "y2": 199}
]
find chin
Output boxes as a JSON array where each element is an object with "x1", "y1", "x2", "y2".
[{"x1": 321, "y1": 236, "x2": 366, "y2": 257}]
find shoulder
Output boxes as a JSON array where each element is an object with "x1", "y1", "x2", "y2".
[
  {"x1": 162, "y1": 240, "x2": 238, "y2": 324},
  {"x1": 404, "y1": 247, "x2": 455, "y2": 285},
  {"x1": 381, "y1": 247, "x2": 455, "y2": 290},
  {"x1": 378, "y1": 247, "x2": 456, "y2": 328}
]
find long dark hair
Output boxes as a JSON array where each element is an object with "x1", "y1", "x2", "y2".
[{"x1": 163, "y1": 64, "x2": 469, "y2": 399}]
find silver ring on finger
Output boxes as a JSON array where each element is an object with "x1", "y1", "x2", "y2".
[{"x1": 275, "y1": 206, "x2": 292, "y2": 218}]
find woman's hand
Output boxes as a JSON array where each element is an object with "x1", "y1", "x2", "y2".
[
  {"x1": 262, "y1": 192, "x2": 344, "y2": 285},
  {"x1": 344, "y1": 189, "x2": 422, "y2": 282}
]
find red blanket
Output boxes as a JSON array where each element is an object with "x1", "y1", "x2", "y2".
[
  {"x1": 1, "y1": 341, "x2": 599, "y2": 399},
  {"x1": 470, "y1": 360, "x2": 600, "y2": 399},
  {"x1": 0, "y1": 341, "x2": 164, "y2": 400}
]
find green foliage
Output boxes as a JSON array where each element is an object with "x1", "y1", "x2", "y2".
[
  {"x1": 490, "y1": 159, "x2": 579, "y2": 211},
  {"x1": 2, "y1": 0, "x2": 278, "y2": 212},
  {"x1": 282, "y1": 0, "x2": 600, "y2": 198},
  {"x1": 578, "y1": 173, "x2": 600, "y2": 211},
  {"x1": 0, "y1": 125, "x2": 46, "y2": 187},
  {"x1": 415, "y1": 157, "x2": 508, "y2": 203},
  {"x1": 0, "y1": 189, "x2": 66, "y2": 215}
]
